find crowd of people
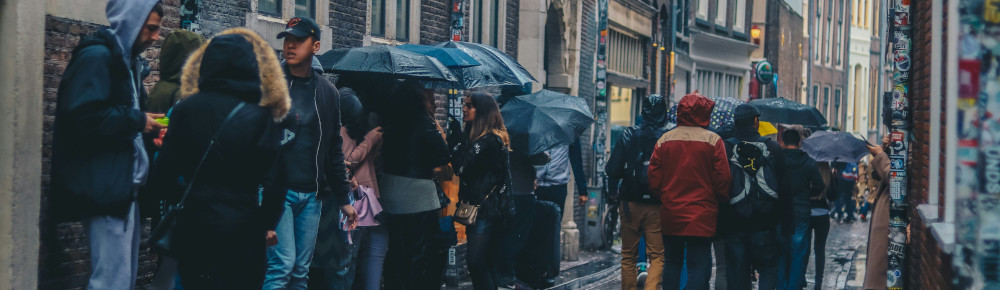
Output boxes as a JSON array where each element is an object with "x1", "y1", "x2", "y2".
[{"x1": 51, "y1": 1, "x2": 893, "y2": 289}]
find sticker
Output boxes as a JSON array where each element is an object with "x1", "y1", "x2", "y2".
[
  {"x1": 987, "y1": 0, "x2": 1000, "y2": 24},
  {"x1": 959, "y1": 60, "x2": 980, "y2": 99},
  {"x1": 892, "y1": 85, "x2": 909, "y2": 111},
  {"x1": 891, "y1": 157, "x2": 905, "y2": 170},
  {"x1": 893, "y1": 71, "x2": 909, "y2": 82},
  {"x1": 894, "y1": 11, "x2": 909, "y2": 26},
  {"x1": 890, "y1": 176, "x2": 907, "y2": 201}
]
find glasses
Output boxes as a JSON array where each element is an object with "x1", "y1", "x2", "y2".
[{"x1": 463, "y1": 102, "x2": 474, "y2": 108}]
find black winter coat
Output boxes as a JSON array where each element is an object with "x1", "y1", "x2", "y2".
[
  {"x1": 51, "y1": 29, "x2": 151, "y2": 218},
  {"x1": 606, "y1": 124, "x2": 667, "y2": 203},
  {"x1": 451, "y1": 133, "x2": 514, "y2": 220},
  {"x1": 146, "y1": 30, "x2": 292, "y2": 288},
  {"x1": 779, "y1": 149, "x2": 826, "y2": 219}
]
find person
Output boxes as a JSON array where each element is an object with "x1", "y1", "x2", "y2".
[
  {"x1": 863, "y1": 134, "x2": 892, "y2": 289},
  {"x1": 495, "y1": 147, "x2": 548, "y2": 288},
  {"x1": 857, "y1": 156, "x2": 876, "y2": 221},
  {"x1": 722, "y1": 104, "x2": 784, "y2": 290},
  {"x1": 379, "y1": 80, "x2": 453, "y2": 290},
  {"x1": 261, "y1": 17, "x2": 357, "y2": 290},
  {"x1": 648, "y1": 93, "x2": 732, "y2": 290},
  {"x1": 145, "y1": 27, "x2": 290, "y2": 289},
  {"x1": 50, "y1": 0, "x2": 165, "y2": 288},
  {"x1": 802, "y1": 160, "x2": 835, "y2": 290},
  {"x1": 147, "y1": 30, "x2": 204, "y2": 113},
  {"x1": 831, "y1": 161, "x2": 859, "y2": 223},
  {"x1": 534, "y1": 137, "x2": 588, "y2": 218},
  {"x1": 605, "y1": 94, "x2": 669, "y2": 290},
  {"x1": 777, "y1": 130, "x2": 826, "y2": 290},
  {"x1": 450, "y1": 93, "x2": 515, "y2": 290}
]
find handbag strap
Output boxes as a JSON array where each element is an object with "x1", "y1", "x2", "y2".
[{"x1": 176, "y1": 102, "x2": 246, "y2": 209}]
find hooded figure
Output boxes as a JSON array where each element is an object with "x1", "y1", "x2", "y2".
[
  {"x1": 147, "y1": 30, "x2": 204, "y2": 113},
  {"x1": 647, "y1": 93, "x2": 731, "y2": 289},
  {"x1": 147, "y1": 27, "x2": 291, "y2": 289}
]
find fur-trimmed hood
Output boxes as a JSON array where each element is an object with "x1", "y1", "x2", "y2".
[{"x1": 179, "y1": 28, "x2": 290, "y2": 121}]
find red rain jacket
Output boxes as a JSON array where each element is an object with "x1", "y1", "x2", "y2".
[{"x1": 648, "y1": 94, "x2": 732, "y2": 237}]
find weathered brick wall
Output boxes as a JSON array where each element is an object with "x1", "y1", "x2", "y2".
[
  {"x1": 39, "y1": 0, "x2": 182, "y2": 287},
  {"x1": 330, "y1": 0, "x2": 366, "y2": 49},
  {"x1": 764, "y1": 0, "x2": 804, "y2": 100},
  {"x1": 196, "y1": 0, "x2": 250, "y2": 36},
  {"x1": 420, "y1": 0, "x2": 452, "y2": 44},
  {"x1": 505, "y1": 0, "x2": 519, "y2": 58},
  {"x1": 575, "y1": 0, "x2": 597, "y2": 229},
  {"x1": 906, "y1": 0, "x2": 953, "y2": 288}
]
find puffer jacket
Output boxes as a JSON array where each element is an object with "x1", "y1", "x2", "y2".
[
  {"x1": 648, "y1": 94, "x2": 732, "y2": 238},
  {"x1": 147, "y1": 29, "x2": 291, "y2": 276},
  {"x1": 451, "y1": 132, "x2": 514, "y2": 220}
]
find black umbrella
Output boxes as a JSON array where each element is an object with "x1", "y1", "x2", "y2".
[
  {"x1": 801, "y1": 131, "x2": 869, "y2": 163},
  {"x1": 747, "y1": 97, "x2": 827, "y2": 126},
  {"x1": 501, "y1": 90, "x2": 594, "y2": 155},
  {"x1": 432, "y1": 41, "x2": 536, "y2": 89},
  {"x1": 317, "y1": 45, "x2": 458, "y2": 82},
  {"x1": 397, "y1": 44, "x2": 481, "y2": 68}
]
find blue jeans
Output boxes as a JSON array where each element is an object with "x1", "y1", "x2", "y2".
[
  {"x1": 354, "y1": 225, "x2": 389, "y2": 290},
  {"x1": 264, "y1": 190, "x2": 322, "y2": 290},
  {"x1": 782, "y1": 218, "x2": 811, "y2": 289}
]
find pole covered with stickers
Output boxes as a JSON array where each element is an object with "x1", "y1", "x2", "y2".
[{"x1": 886, "y1": 0, "x2": 912, "y2": 288}]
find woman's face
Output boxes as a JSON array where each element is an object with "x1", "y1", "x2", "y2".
[{"x1": 462, "y1": 98, "x2": 476, "y2": 122}]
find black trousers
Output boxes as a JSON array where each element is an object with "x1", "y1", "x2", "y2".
[
  {"x1": 535, "y1": 184, "x2": 567, "y2": 218},
  {"x1": 725, "y1": 227, "x2": 781, "y2": 290},
  {"x1": 662, "y1": 235, "x2": 713, "y2": 290},
  {"x1": 383, "y1": 210, "x2": 445, "y2": 290},
  {"x1": 804, "y1": 215, "x2": 831, "y2": 290},
  {"x1": 466, "y1": 216, "x2": 501, "y2": 290},
  {"x1": 496, "y1": 194, "x2": 536, "y2": 285}
]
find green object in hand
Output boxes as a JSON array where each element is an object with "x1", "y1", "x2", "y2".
[{"x1": 155, "y1": 117, "x2": 169, "y2": 126}]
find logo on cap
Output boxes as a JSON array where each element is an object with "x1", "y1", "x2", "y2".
[{"x1": 286, "y1": 18, "x2": 302, "y2": 29}]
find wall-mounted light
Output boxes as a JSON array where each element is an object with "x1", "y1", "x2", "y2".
[
  {"x1": 751, "y1": 25, "x2": 762, "y2": 45},
  {"x1": 653, "y1": 43, "x2": 658, "y2": 47}
]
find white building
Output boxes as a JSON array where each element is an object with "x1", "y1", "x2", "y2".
[{"x1": 846, "y1": 0, "x2": 873, "y2": 135}]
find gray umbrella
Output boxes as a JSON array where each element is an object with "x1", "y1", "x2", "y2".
[
  {"x1": 801, "y1": 131, "x2": 869, "y2": 163},
  {"x1": 501, "y1": 90, "x2": 594, "y2": 155}
]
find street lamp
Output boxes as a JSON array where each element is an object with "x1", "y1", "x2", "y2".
[{"x1": 751, "y1": 25, "x2": 761, "y2": 45}]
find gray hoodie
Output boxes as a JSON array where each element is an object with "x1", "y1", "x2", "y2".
[{"x1": 106, "y1": 0, "x2": 160, "y2": 187}]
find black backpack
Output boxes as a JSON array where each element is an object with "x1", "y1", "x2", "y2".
[
  {"x1": 727, "y1": 137, "x2": 779, "y2": 220},
  {"x1": 621, "y1": 127, "x2": 664, "y2": 203}
]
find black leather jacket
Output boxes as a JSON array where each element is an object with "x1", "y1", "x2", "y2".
[{"x1": 451, "y1": 132, "x2": 514, "y2": 220}]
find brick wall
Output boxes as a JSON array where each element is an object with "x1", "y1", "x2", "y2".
[
  {"x1": 906, "y1": 0, "x2": 953, "y2": 288},
  {"x1": 505, "y1": 0, "x2": 519, "y2": 58},
  {"x1": 195, "y1": 0, "x2": 250, "y2": 36},
  {"x1": 330, "y1": 0, "x2": 366, "y2": 49},
  {"x1": 39, "y1": 0, "x2": 183, "y2": 287},
  {"x1": 764, "y1": 0, "x2": 804, "y2": 100},
  {"x1": 420, "y1": 0, "x2": 452, "y2": 44},
  {"x1": 575, "y1": 0, "x2": 597, "y2": 230}
]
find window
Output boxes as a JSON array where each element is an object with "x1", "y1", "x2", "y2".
[
  {"x1": 698, "y1": 0, "x2": 710, "y2": 20},
  {"x1": 826, "y1": 16, "x2": 832, "y2": 64},
  {"x1": 294, "y1": 0, "x2": 314, "y2": 18},
  {"x1": 260, "y1": 0, "x2": 281, "y2": 16},
  {"x1": 733, "y1": 0, "x2": 746, "y2": 33},
  {"x1": 864, "y1": 0, "x2": 870, "y2": 28},
  {"x1": 814, "y1": 14, "x2": 820, "y2": 63},
  {"x1": 834, "y1": 89, "x2": 842, "y2": 126},
  {"x1": 812, "y1": 86, "x2": 819, "y2": 107},
  {"x1": 608, "y1": 29, "x2": 646, "y2": 78},
  {"x1": 823, "y1": 87, "x2": 830, "y2": 119},
  {"x1": 472, "y1": 0, "x2": 504, "y2": 47},
  {"x1": 610, "y1": 86, "x2": 635, "y2": 126},
  {"x1": 371, "y1": 0, "x2": 385, "y2": 36},
  {"x1": 395, "y1": 0, "x2": 410, "y2": 41},
  {"x1": 716, "y1": 0, "x2": 728, "y2": 26}
]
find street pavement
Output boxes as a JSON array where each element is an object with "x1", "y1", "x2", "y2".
[{"x1": 581, "y1": 218, "x2": 871, "y2": 290}]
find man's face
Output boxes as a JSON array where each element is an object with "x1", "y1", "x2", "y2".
[
  {"x1": 134, "y1": 11, "x2": 162, "y2": 54},
  {"x1": 283, "y1": 35, "x2": 320, "y2": 67}
]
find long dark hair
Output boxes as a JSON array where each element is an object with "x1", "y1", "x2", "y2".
[{"x1": 465, "y1": 93, "x2": 510, "y2": 148}]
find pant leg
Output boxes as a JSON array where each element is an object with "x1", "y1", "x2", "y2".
[
  {"x1": 636, "y1": 203, "x2": 663, "y2": 290},
  {"x1": 289, "y1": 192, "x2": 323, "y2": 289},
  {"x1": 787, "y1": 218, "x2": 812, "y2": 290},
  {"x1": 264, "y1": 191, "x2": 298, "y2": 289},
  {"x1": 684, "y1": 237, "x2": 713, "y2": 290},
  {"x1": 535, "y1": 184, "x2": 568, "y2": 219},
  {"x1": 811, "y1": 216, "x2": 831, "y2": 290},
  {"x1": 355, "y1": 225, "x2": 389, "y2": 290},
  {"x1": 661, "y1": 236, "x2": 685, "y2": 290},
  {"x1": 620, "y1": 202, "x2": 642, "y2": 290},
  {"x1": 148, "y1": 256, "x2": 179, "y2": 290},
  {"x1": 751, "y1": 228, "x2": 781, "y2": 290},
  {"x1": 86, "y1": 201, "x2": 140, "y2": 290},
  {"x1": 725, "y1": 232, "x2": 750, "y2": 290},
  {"x1": 714, "y1": 239, "x2": 728, "y2": 290},
  {"x1": 466, "y1": 217, "x2": 498, "y2": 290},
  {"x1": 496, "y1": 194, "x2": 535, "y2": 286}
]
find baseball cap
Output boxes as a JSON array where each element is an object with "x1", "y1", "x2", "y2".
[
  {"x1": 277, "y1": 17, "x2": 321, "y2": 40},
  {"x1": 734, "y1": 104, "x2": 761, "y2": 121}
]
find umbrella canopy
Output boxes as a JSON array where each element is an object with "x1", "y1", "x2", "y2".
[
  {"x1": 397, "y1": 44, "x2": 481, "y2": 68},
  {"x1": 747, "y1": 97, "x2": 827, "y2": 126},
  {"x1": 666, "y1": 95, "x2": 743, "y2": 136},
  {"x1": 317, "y1": 45, "x2": 458, "y2": 82},
  {"x1": 759, "y1": 121, "x2": 778, "y2": 136},
  {"x1": 432, "y1": 41, "x2": 536, "y2": 89},
  {"x1": 801, "y1": 131, "x2": 870, "y2": 163},
  {"x1": 501, "y1": 90, "x2": 594, "y2": 155}
]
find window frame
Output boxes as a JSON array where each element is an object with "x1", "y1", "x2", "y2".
[
  {"x1": 715, "y1": 0, "x2": 728, "y2": 27},
  {"x1": 469, "y1": 0, "x2": 506, "y2": 48},
  {"x1": 698, "y1": 0, "x2": 710, "y2": 20},
  {"x1": 733, "y1": 0, "x2": 746, "y2": 33},
  {"x1": 368, "y1": 0, "x2": 422, "y2": 44}
]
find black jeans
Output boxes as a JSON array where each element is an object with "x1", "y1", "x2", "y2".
[
  {"x1": 466, "y1": 216, "x2": 501, "y2": 290},
  {"x1": 662, "y1": 235, "x2": 713, "y2": 290},
  {"x1": 535, "y1": 184, "x2": 567, "y2": 218},
  {"x1": 496, "y1": 194, "x2": 536, "y2": 285},
  {"x1": 725, "y1": 228, "x2": 781, "y2": 290},
  {"x1": 383, "y1": 210, "x2": 445, "y2": 290},
  {"x1": 804, "y1": 215, "x2": 831, "y2": 290}
]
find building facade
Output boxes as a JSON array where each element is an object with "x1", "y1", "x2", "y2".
[
  {"x1": 806, "y1": 0, "x2": 850, "y2": 129},
  {"x1": 749, "y1": 0, "x2": 803, "y2": 100},
  {"x1": 846, "y1": 0, "x2": 872, "y2": 136},
  {"x1": 674, "y1": 0, "x2": 755, "y2": 102}
]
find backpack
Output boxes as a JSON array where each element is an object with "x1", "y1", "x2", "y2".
[
  {"x1": 621, "y1": 127, "x2": 664, "y2": 203},
  {"x1": 727, "y1": 137, "x2": 780, "y2": 220}
]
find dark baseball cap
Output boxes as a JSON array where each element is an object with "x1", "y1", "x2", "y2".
[
  {"x1": 734, "y1": 104, "x2": 761, "y2": 121},
  {"x1": 277, "y1": 17, "x2": 321, "y2": 40}
]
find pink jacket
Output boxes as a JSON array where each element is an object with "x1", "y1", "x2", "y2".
[{"x1": 341, "y1": 127, "x2": 383, "y2": 197}]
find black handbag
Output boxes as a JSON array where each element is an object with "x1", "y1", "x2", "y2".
[{"x1": 147, "y1": 102, "x2": 246, "y2": 256}]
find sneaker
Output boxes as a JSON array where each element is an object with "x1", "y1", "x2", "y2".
[{"x1": 638, "y1": 272, "x2": 648, "y2": 286}]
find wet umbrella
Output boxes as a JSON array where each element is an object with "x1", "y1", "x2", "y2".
[
  {"x1": 501, "y1": 90, "x2": 594, "y2": 155},
  {"x1": 801, "y1": 131, "x2": 870, "y2": 163},
  {"x1": 432, "y1": 41, "x2": 536, "y2": 89},
  {"x1": 397, "y1": 44, "x2": 481, "y2": 68},
  {"x1": 747, "y1": 97, "x2": 827, "y2": 126},
  {"x1": 666, "y1": 95, "x2": 743, "y2": 136},
  {"x1": 317, "y1": 45, "x2": 458, "y2": 82}
]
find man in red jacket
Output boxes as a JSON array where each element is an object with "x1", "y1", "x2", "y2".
[{"x1": 648, "y1": 93, "x2": 732, "y2": 290}]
